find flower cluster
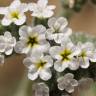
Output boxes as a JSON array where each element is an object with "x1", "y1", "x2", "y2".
[
  {"x1": 0, "y1": 0, "x2": 55, "y2": 26},
  {"x1": 0, "y1": 0, "x2": 96, "y2": 96},
  {"x1": 16, "y1": 16, "x2": 96, "y2": 95}
]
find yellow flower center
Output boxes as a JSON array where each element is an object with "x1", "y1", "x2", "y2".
[
  {"x1": 10, "y1": 11, "x2": 20, "y2": 19},
  {"x1": 27, "y1": 36, "x2": 38, "y2": 48},
  {"x1": 53, "y1": 26, "x2": 60, "y2": 33},
  {"x1": 79, "y1": 50, "x2": 86, "y2": 58},
  {"x1": 36, "y1": 60, "x2": 47, "y2": 69},
  {"x1": 60, "y1": 49, "x2": 72, "y2": 61}
]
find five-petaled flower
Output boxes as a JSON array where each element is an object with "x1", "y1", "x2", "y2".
[
  {"x1": 23, "y1": 51, "x2": 53, "y2": 81},
  {"x1": 77, "y1": 42, "x2": 96, "y2": 68},
  {"x1": 57, "y1": 73, "x2": 78, "y2": 93},
  {"x1": 46, "y1": 17, "x2": 72, "y2": 43},
  {"x1": 0, "y1": 0, "x2": 28, "y2": 26},
  {"x1": 28, "y1": 0, "x2": 56, "y2": 19},
  {"x1": 49, "y1": 41, "x2": 80, "y2": 72},
  {"x1": 14, "y1": 25, "x2": 50, "y2": 54}
]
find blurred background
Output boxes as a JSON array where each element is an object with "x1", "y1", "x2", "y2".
[{"x1": 0, "y1": 0, "x2": 96, "y2": 96}]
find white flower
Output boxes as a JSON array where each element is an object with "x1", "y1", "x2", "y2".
[
  {"x1": 0, "y1": 0, "x2": 28, "y2": 26},
  {"x1": 49, "y1": 41, "x2": 80, "y2": 72},
  {"x1": 32, "y1": 82, "x2": 49, "y2": 96},
  {"x1": 23, "y1": 51, "x2": 53, "y2": 81},
  {"x1": 14, "y1": 25, "x2": 50, "y2": 54},
  {"x1": 28, "y1": 0, "x2": 56, "y2": 18},
  {"x1": 57, "y1": 73, "x2": 78, "y2": 93},
  {"x1": 0, "y1": 32, "x2": 16, "y2": 55},
  {"x1": 77, "y1": 42, "x2": 96, "y2": 69},
  {"x1": 46, "y1": 17, "x2": 72, "y2": 43},
  {"x1": 0, "y1": 54, "x2": 4, "y2": 65}
]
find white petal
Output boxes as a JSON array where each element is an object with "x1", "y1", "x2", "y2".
[
  {"x1": 48, "y1": 17, "x2": 56, "y2": 28},
  {"x1": 54, "y1": 60, "x2": 68, "y2": 72},
  {"x1": 1, "y1": 17, "x2": 12, "y2": 26},
  {"x1": 46, "y1": 28, "x2": 54, "y2": 40},
  {"x1": 71, "y1": 79, "x2": 78, "y2": 86},
  {"x1": 52, "y1": 33, "x2": 59, "y2": 43},
  {"x1": 10, "y1": 0, "x2": 21, "y2": 9},
  {"x1": 39, "y1": 69, "x2": 52, "y2": 81},
  {"x1": 37, "y1": 41, "x2": 50, "y2": 53},
  {"x1": 57, "y1": 17, "x2": 68, "y2": 28},
  {"x1": 58, "y1": 83, "x2": 66, "y2": 91},
  {"x1": 28, "y1": 69, "x2": 39, "y2": 81},
  {"x1": 70, "y1": 46, "x2": 81, "y2": 57},
  {"x1": 69, "y1": 58, "x2": 79, "y2": 70},
  {"x1": 19, "y1": 3, "x2": 28, "y2": 13},
  {"x1": 49, "y1": 46, "x2": 62, "y2": 60},
  {"x1": 32, "y1": 25, "x2": 46, "y2": 34},
  {"x1": 61, "y1": 38, "x2": 73, "y2": 47},
  {"x1": 31, "y1": 12, "x2": 40, "y2": 18},
  {"x1": 90, "y1": 52, "x2": 96, "y2": 62},
  {"x1": 19, "y1": 25, "x2": 30, "y2": 38},
  {"x1": 5, "y1": 46, "x2": 13, "y2": 55},
  {"x1": 64, "y1": 73, "x2": 74, "y2": 80},
  {"x1": 53, "y1": 33, "x2": 68, "y2": 44},
  {"x1": 61, "y1": 28, "x2": 72, "y2": 36},
  {"x1": 79, "y1": 57, "x2": 90, "y2": 69},
  {"x1": 14, "y1": 14, "x2": 26, "y2": 25},
  {"x1": 65, "y1": 85, "x2": 74, "y2": 93},
  {"x1": 0, "y1": 7, "x2": 8, "y2": 15},
  {"x1": 28, "y1": 3, "x2": 37, "y2": 11},
  {"x1": 42, "y1": 10, "x2": 54, "y2": 18},
  {"x1": 14, "y1": 41, "x2": 30, "y2": 54},
  {"x1": 9, "y1": 37, "x2": 16, "y2": 46},
  {"x1": 79, "y1": 42, "x2": 94, "y2": 51},
  {"x1": 38, "y1": 34, "x2": 46, "y2": 42},
  {"x1": 23, "y1": 57, "x2": 33, "y2": 68},
  {"x1": 37, "y1": 0, "x2": 48, "y2": 8},
  {"x1": 4, "y1": 31, "x2": 12, "y2": 38},
  {"x1": 43, "y1": 55, "x2": 53, "y2": 68},
  {"x1": 29, "y1": 50, "x2": 43, "y2": 60},
  {"x1": 66, "y1": 42, "x2": 74, "y2": 49}
]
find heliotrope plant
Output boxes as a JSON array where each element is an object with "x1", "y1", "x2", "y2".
[{"x1": 0, "y1": 0, "x2": 96, "y2": 96}]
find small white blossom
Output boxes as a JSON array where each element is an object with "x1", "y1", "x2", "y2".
[
  {"x1": 49, "y1": 41, "x2": 80, "y2": 72},
  {"x1": 46, "y1": 17, "x2": 72, "y2": 43},
  {"x1": 32, "y1": 82, "x2": 49, "y2": 96},
  {"x1": 0, "y1": 32, "x2": 16, "y2": 55},
  {"x1": 0, "y1": 0, "x2": 28, "y2": 26},
  {"x1": 77, "y1": 42, "x2": 96, "y2": 68},
  {"x1": 23, "y1": 51, "x2": 53, "y2": 81},
  {"x1": 14, "y1": 25, "x2": 50, "y2": 54},
  {"x1": 28, "y1": 0, "x2": 56, "y2": 19},
  {"x1": 57, "y1": 73, "x2": 78, "y2": 93}
]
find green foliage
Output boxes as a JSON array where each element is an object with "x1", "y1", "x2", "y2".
[{"x1": 33, "y1": 17, "x2": 48, "y2": 27}]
